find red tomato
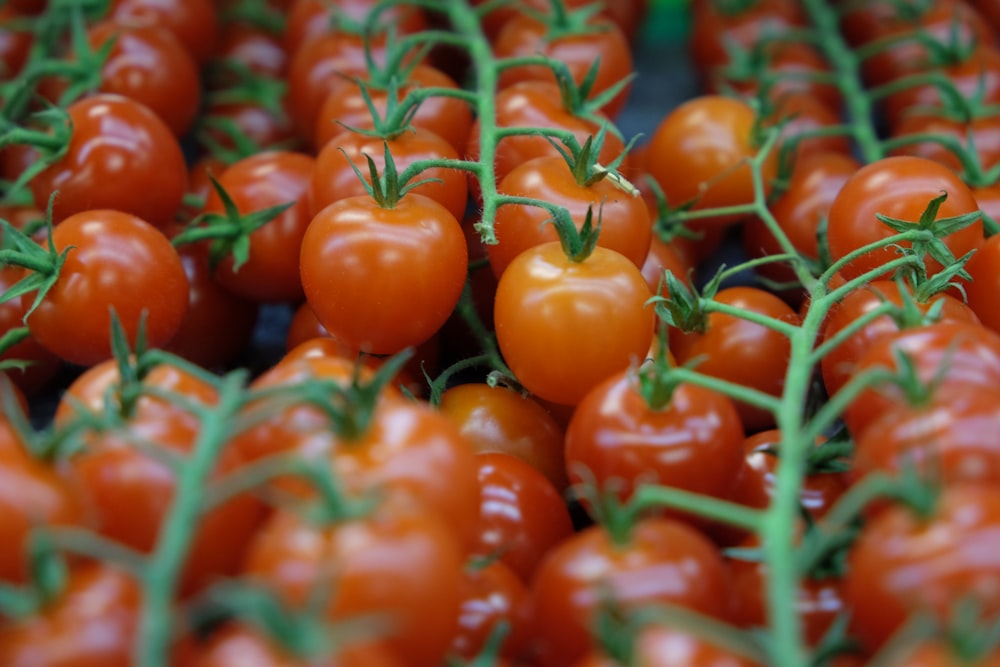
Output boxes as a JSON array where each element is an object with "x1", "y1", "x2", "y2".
[
  {"x1": 494, "y1": 242, "x2": 655, "y2": 406},
  {"x1": 689, "y1": 0, "x2": 806, "y2": 74},
  {"x1": 108, "y1": 0, "x2": 219, "y2": 64},
  {"x1": 213, "y1": 23, "x2": 288, "y2": 80},
  {"x1": 819, "y1": 278, "x2": 980, "y2": 398},
  {"x1": 646, "y1": 96, "x2": 778, "y2": 228},
  {"x1": 241, "y1": 493, "x2": 466, "y2": 667},
  {"x1": 888, "y1": 113, "x2": 1000, "y2": 176},
  {"x1": 283, "y1": 0, "x2": 427, "y2": 56},
  {"x1": 300, "y1": 193, "x2": 467, "y2": 355},
  {"x1": 826, "y1": 156, "x2": 983, "y2": 282},
  {"x1": 494, "y1": 12, "x2": 633, "y2": 118},
  {"x1": 30, "y1": 94, "x2": 188, "y2": 227},
  {"x1": 0, "y1": 6, "x2": 32, "y2": 78},
  {"x1": 669, "y1": 286, "x2": 801, "y2": 432},
  {"x1": 852, "y1": 385, "x2": 1000, "y2": 487},
  {"x1": 527, "y1": 517, "x2": 731, "y2": 667},
  {"x1": 199, "y1": 150, "x2": 315, "y2": 303},
  {"x1": 845, "y1": 484, "x2": 1000, "y2": 653},
  {"x1": 565, "y1": 366, "x2": 745, "y2": 513},
  {"x1": 842, "y1": 321, "x2": 1000, "y2": 436},
  {"x1": 762, "y1": 94, "x2": 853, "y2": 165},
  {"x1": 965, "y1": 233, "x2": 1000, "y2": 334},
  {"x1": 438, "y1": 383, "x2": 568, "y2": 491},
  {"x1": 198, "y1": 97, "x2": 300, "y2": 157},
  {"x1": 0, "y1": 563, "x2": 146, "y2": 667},
  {"x1": 488, "y1": 155, "x2": 651, "y2": 278},
  {"x1": 309, "y1": 127, "x2": 468, "y2": 222},
  {"x1": 472, "y1": 452, "x2": 574, "y2": 583},
  {"x1": 642, "y1": 233, "x2": 692, "y2": 295},
  {"x1": 574, "y1": 623, "x2": 762, "y2": 667},
  {"x1": 21, "y1": 209, "x2": 189, "y2": 367},
  {"x1": 313, "y1": 64, "x2": 472, "y2": 153},
  {"x1": 452, "y1": 559, "x2": 532, "y2": 661},
  {"x1": 193, "y1": 624, "x2": 406, "y2": 667}
]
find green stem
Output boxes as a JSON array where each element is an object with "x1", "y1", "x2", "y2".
[
  {"x1": 702, "y1": 300, "x2": 801, "y2": 339},
  {"x1": 808, "y1": 300, "x2": 898, "y2": 365},
  {"x1": 628, "y1": 484, "x2": 764, "y2": 531},
  {"x1": 665, "y1": 367, "x2": 782, "y2": 414}
]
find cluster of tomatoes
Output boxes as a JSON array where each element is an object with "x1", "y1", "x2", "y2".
[{"x1": 4, "y1": 0, "x2": 1000, "y2": 665}]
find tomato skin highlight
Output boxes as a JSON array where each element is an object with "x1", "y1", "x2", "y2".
[
  {"x1": 494, "y1": 242, "x2": 655, "y2": 406},
  {"x1": 300, "y1": 193, "x2": 468, "y2": 355},
  {"x1": 23, "y1": 209, "x2": 189, "y2": 367}
]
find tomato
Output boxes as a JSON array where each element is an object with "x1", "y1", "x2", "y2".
[
  {"x1": 465, "y1": 80, "x2": 627, "y2": 206},
  {"x1": 669, "y1": 286, "x2": 800, "y2": 432},
  {"x1": 199, "y1": 150, "x2": 314, "y2": 303},
  {"x1": 300, "y1": 193, "x2": 467, "y2": 355},
  {"x1": 689, "y1": 0, "x2": 806, "y2": 75},
  {"x1": 819, "y1": 278, "x2": 980, "y2": 398},
  {"x1": 842, "y1": 321, "x2": 1000, "y2": 436},
  {"x1": 241, "y1": 493, "x2": 466, "y2": 667},
  {"x1": 646, "y1": 95, "x2": 778, "y2": 228},
  {"x1": 161, "y1": 234, "x2": 260, "y2": 370},
  {"x1": 742, "y1": 151, "x2": 860, "y2": 300},
  {"x1": 0, "y1": 447, "x2": 89, "y2": 584},
  {"x1": 0, "y1": 6, "x2": 32, "y2": 78},
  {"x1": 438, "y1": 383, "x2": 568, "y2": 491},
  {"x1": 642, "y1": 233, "x2": 692, "y2": 295},
  {"x1": 309, "y1": 127, "x2": 468, "y2": 222},
  {"x1": 488, "y1": 155, "x2": 650, "y2": 278},
  {"x1": 108, "y1": 0, "x2": 219, "y2": 64},
  {"x1": 213, "y1": 23, "x2": 288, "y2": 80},
  {"x1": 198, "y1": 97, "x2": 300, "y2": 157},
  {"x1": 845, "y1": 484, "x2": 1000, "y2": 653},
  {"x1": 192, "y1": 624, "x2": 406, "y2": 667},
  {"x1": 283, "y1": 0, "x2": 427, "y2": 56},
  {"x1": 472, "y1": 452, "x2": 574, "y2": 583},
  {"x1": 0, "y1": 563, "x2": 143, "y2": 667},
  {"x1": 63, "y1": 405, "x2": 265, "y2": 595},
  {"x1": 881, "y1": 44, "x2": 1000, "y2": 129},
  {"x1": 888, "y1": 113, "x2": 1000, "y2": 176},
  {"x1": 729, "y1": 534, "x2": 845, "y2": 647},
  {"x1": 17, "y1": 209, "x2": 188, "y2": 367},
  {"x1": 526, "y1": 517, "x2": 731, "y2": 667},
  {"x1": 965, "y1": 233, "x2": 1000, "y2": 335},
  {"x1": 852, "y1": 385, "x2": 1000, "y2": 487},
  {"x1": 826, "y1": 156, "x2": 983, "y2": 282},
  {"x1": 30, "y1": 94, "x2": 188, "y2": 228},
  {"x1": 79, "y1": 21, "x2": 201, "y2": 137},
  {"x1": 564, "y1": 366, "x2": 745, "y2": 515},
  {"x1": 313, "y1": 64, "x2": 472, "y2": 153},
  {"x1": 494, "y1": 242, "x2": 655, "y2": 406},
  {"x1": 762, "y1": 94, "x2": 853, "y2": 165},
  {"x1": 494, "y1": 12, "x2": 633, "y2": 118},
  {"x1": 574, "y1": 623, "x2": 762, "y2": 667},
  {"x1": 452, "y1": 558, "x2": 532, "y2": 661}
]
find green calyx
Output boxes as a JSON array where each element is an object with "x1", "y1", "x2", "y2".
[
  {"x1": 550, "y1": 202, "x2": 602, "y2": 263},
  {"x1": 549, "y1": 124, "x2": 636, "y2": 189},
  {"x1": 0, "y1": 201, "x2": 71, "y2": 323},
  {"x1": 521, "y1": 0, "x2": 608, "y2": 42},
  {"x1": 342, "y1": 141, "x2": 443, "y2": 210}
]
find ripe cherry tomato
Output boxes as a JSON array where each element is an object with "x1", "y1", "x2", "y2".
[
  {"x1": 193, "y1": 624, "x2": 406, "y2": 667},
  {"x1": 30, "y1": 94, "x2": 188, "y2": 227},
  {"x1": 241, "y1": 493, "x2": 466, "y2": 667},
  {"x1": 471, "y1": 452, "x2": 574, "y2": 583},
  {"x1": 689, "y1": 0, "x2": 806, "y2": 74},
  {"x1": 108, "y1": 0, "x2": 219, "y2": 64},
  {"x1": 488, "y1": 155, "x2": 651, "y2": 278},
  {"x1": 451, "y1": 558, "x2": 532, "y2": 661},
  {"x1": 283, "y1": 0, "x2": 427, "y2": 56},
  {"x1": 826, "y1": 156, "x2": 983, "y2": 282},
  {"x1": 845, "y1": 484, "x2": 1000, "y2": 653},
  {"x1": 20, "y1": 209, "x2": 189, "y2": 367},
  {"x1": 565, "y1": 366, "x2": 745, "y2": 513},
  {"x1": 646, "y1": 95, "x2": 778, "y2": 228},
  {"x1": 669, "y1": 286, "x2": 801, "y2": 432},
  {"x1": 213, "y1": 23, "x2": 288, "y2": 80},
  {"x1": 888, "y1": 113, "x2": 1000, "y2": 176},
  {"x1": 527, "y1": 517, "x2": 731, "y2": 667},
  {"x1": 494, "y1": 242, "x2": 655, "y2": 406},
  {"x1": 574, "y1": 623, "x2": 762, "y2": 667},
  {"x1": 964, "y1": 233, "x2": 1000, "y2": 334},
  {"x1": 438, "y1": 383, "x2": 568, "y2": 490},
  {"x1": 762, "y1": 94, "x2": 854, "y2": 165},
  {"x1": 199, "y1": 150, "x2": 315, "y2": 303},
  {"x1": 300, "y1": 193, "x2": 467, "y2": 355}
]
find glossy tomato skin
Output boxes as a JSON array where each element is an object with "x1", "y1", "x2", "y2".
[
  {"x1": 888, "y1": 114, "x2": 1000, "y2": 176},
  {"x1": 0, "y1": 563, "x2": 143, "y2": 667},
  {"x1": 472, "y1": 452, "x2": 574, "y2": 583},
  {"x1": 439, "y1": 383, "x2": 568, "y2": 491},
  {"x1": 819, "y1": 279, "x2": 981, "y2": 398},
  {"x1": 565, "y1": 367, "x2": 745, "y2": 512},
  {"x1": 646, "y1": 95, "x2": 778, "y2": 228},
  {"x1": 108, "y1": 0, "x2": 219, "y2": 64},
  {"x1": 494, "y1": 243, "x2": 655, "y2": 406},
  {"x1": 965, "y1": 234, "x2": 1000, "y2": 334},
  {"x1": 494, "y1": 13, "x2": 633, "y2": 118},
  {"x1": 845, "y1": 484, "x2": 1000, "y2": 653},
  {"x1": 527, "y1": 517, "x2": 731, "y2": 667},
  {"x1": 826, "y1": 156, "x2": 983, "y2": 282},
  {"x1": 241, "y1": 494, "x2": 466, "y2": 667},
  {"x1": 852, "y1": 385, "x2": 1000, "y2": 487},
  {"x1": 689, "y1": 0, "x2": 805, "y2": 74},
  {"x1": 488, "y1": 156, "x2": 652, "y2": 278},
  {"x1": 30, "y1": 94, "x2": 188, "y2": 227},
  {"x1": 574, "y1": 623, "x2": 762, "y2": 667},
  {"x1": 764, "y1": 94, "x2": 853, "y2": 164},
  {"x1": 23, "y1": 209, "x2": 189, "y2": 367},
  {"x1": 309, "y1": 127, "x2": 468, "y2": 222},
  {"x1": 670, "y1": 286, "x2": 801, "y2": 432},
  {"x1": 201, "y1": 150, "x2": 315, "y2": 303},
  {"x1": 300, "y1": 193, "x2": 467, "y2": 355},
  {"x1": 283, "y1": 0, "x2": 427, "y2": 56},
  {"x1": 842, "y1": 321, "x2": 1000, "y2": 436},
  {"x1": 452, "y1": 558, "x2": 532, "y2": 661},
  {"x1": 192, "y1": 624, "x2": 406, "y2": 667}
]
